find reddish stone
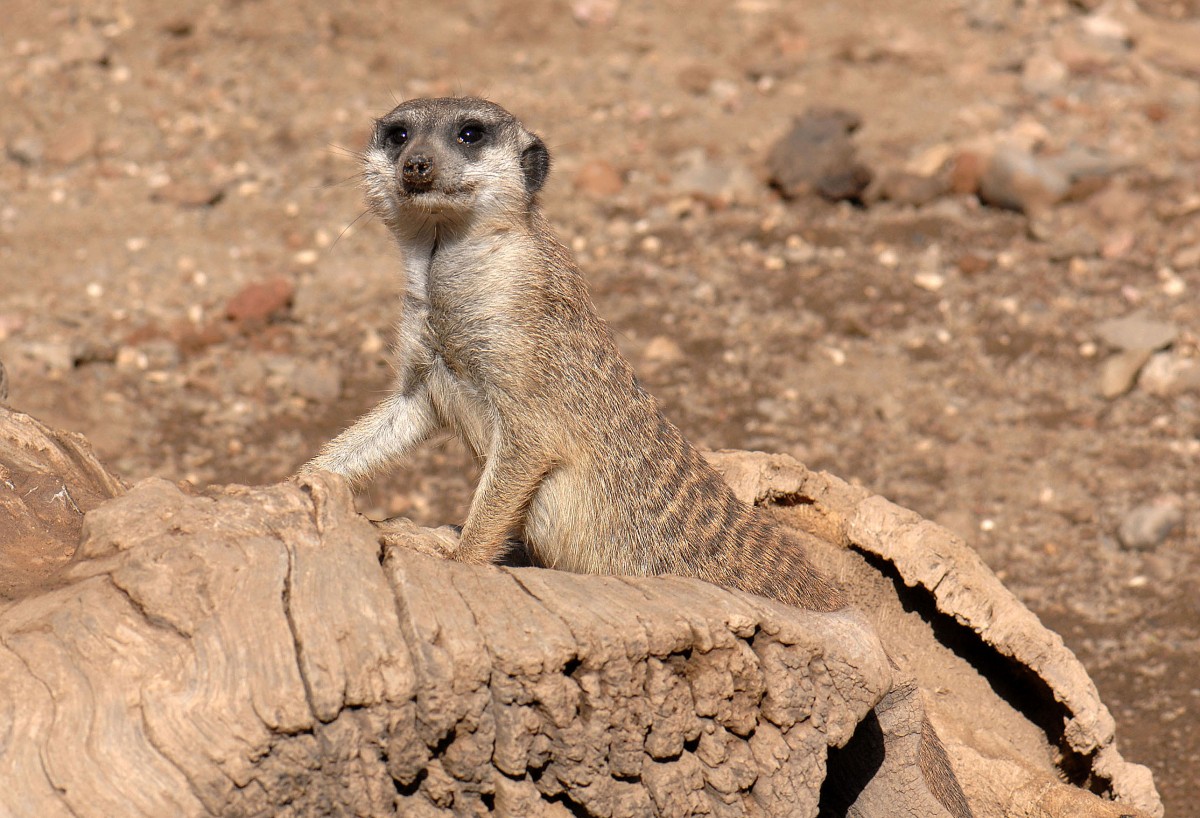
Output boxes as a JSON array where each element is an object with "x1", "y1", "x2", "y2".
[
  {"x1": 225, "y1": 276, "x2": 295, "y2": 324},
  {"x1": 573, "y1": 160, "x2": 625, "y2": 197},
  {"x1": 949, "y1": 151, "x2": 985, "y2": 196}
]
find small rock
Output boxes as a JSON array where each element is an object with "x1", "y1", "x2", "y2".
[
  {"x1": 573, "y1": 160, "x2": 624, "y2": 197},
  {"x1": 962, "y1": 0, "x2": 1010, "y2": 29},
  {"x1": 670, "y1": 149, "x2": 757, "y2": 203},
  {"x1": 643, "y1": 335, "x2": 685, "y2": 365},
  {"x1": 1172, "y1": 243, "x2": 1200, "y2": 270},
  {"x1": 571, "y1": 0, "x2": 619, "y2": 26},
  {"x1": 1021, "y1": 51, "x2": 1068, "y2": 96},
  {"x1": 1099, "y1": 349, "x2": 1152, "y2": 399},
  {"x1": 0, "y1": 313, "x2": 28, "y2": 341},
  {"x1": 152, "y1": 181, "x2": 225, "y2": 207},
  {"x1": 19, "y1": 340, "x2": 82, "y2": 373},
  {"x1": 1100, "y1": 229, "x2": 1135, "y2": 260},
  {"x1": 949, "y1": 151, "x2": 986, "y2": 195},
  {"x1": 226, "y1": 277, "x2": 295, "y2": 324},
  {"x1": 6, "y1": 135, "x2": 44, "y2": 165},
  {"x1": 173, "y1": 320, "x2": 229, "y2": 355},
  {"x1": 360, "y1": 328, "x2": 386, "y2": 356},
  {"x1": 767, "y1": 108, "x2": 873, "y2": 203},
  {"x1": 1118, "y1": 496, "x2": 1183, "y2": 550},
  {"x1": 292, "y1": 359, "x2": 342, "y2": 403},
  {"x1": 978, "y1": 144, "x2": 1070, "y2": 216},
  {"x1": 1090, "y1": 182, "x2": 1150, "y2": 226},
  {"x1": 45, "y1": 124, "x2": 97, "y2": 166},
  {"x1": 873, "y1": 170, "x2": 949, "y2": 207},
  {"x1": 1094, "y1": 314, "x2": 1178, "y2": 352},
  {"x1": 955, "y1": 253, "x2": 990, "y2": 276},
  {"x1": 57, "y1": 26, "x2": 108, "y2": 65},
  {"x1": 906, "y1": 143, "x2": 955, "y2": 177},
  {"x1": 1137, "y1": 352, "x2": 1200, "y2": 397},
  {"x1": 676, "y1": 63, "x2": 716, "y2": 95},
  {"x1": 228, "y1": 355, "x2": 267, "y2": 395},
  {"x1": 140, "y1": 339, "x2": 182, "y2": 371},
  {"x1": 1080, "y1": 12, "x2": 1130, "y2": 47},
  {"x1": 1043, "y1": 223, "x2": 1100, "y2": 260}
]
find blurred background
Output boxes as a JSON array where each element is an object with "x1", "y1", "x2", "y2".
[{"x1": 1, "y1": 0, "x2": 1198, "y2": 808}]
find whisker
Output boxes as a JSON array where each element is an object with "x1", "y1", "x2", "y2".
[
  {"x1": 315, "y1": 170, "x2": 369, "y2": 192},
  {"x1": 330, "y1": 209, "x2": 376, "y2": 251},
  {"x1": 327, "y1": 142, "x2": 366, "y2": 162}
]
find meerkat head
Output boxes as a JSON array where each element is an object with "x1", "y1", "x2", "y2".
[{"x1": 363, "y1": 97, "x2": 550, "y2": 239}]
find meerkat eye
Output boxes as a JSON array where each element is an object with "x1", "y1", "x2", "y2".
[
  {"x1": 457, "y1": 123, "x2": 486, "y2": 145},
  {"x1": 381, "y1": 125, "x2": 408, "y2": 148}
]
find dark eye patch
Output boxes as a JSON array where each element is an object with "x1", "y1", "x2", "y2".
[
  {"x1": 380, "y1": 124, "x2": 408, "y2": 149},
  {"x1": 457, "y1": 122, "x2": 486, "y2": 145}
]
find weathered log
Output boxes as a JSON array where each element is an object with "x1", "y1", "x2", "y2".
[{"x1": 0, "y1": 407, "x2": 1163, "y2": 817}]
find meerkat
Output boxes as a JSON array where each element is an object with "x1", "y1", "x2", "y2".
[
  {"x1": 0, "y1": 359, "x2": 8, "y2": 403},
  {"x1": 300, "y1": 97, "x2": 972, "y2": 818}
]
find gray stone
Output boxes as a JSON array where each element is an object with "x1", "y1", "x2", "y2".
[
  {"x1": 1095, "y1": 314, "x2": 1179, "y2": 352},
  {"x1": 979, "y1": 144, "x2": 1070, "y2": 216},
  {"x1": 292, "y1": 359, "x2": 343, "y2": 403},
  {"x1": 1118, "y1": 497, "x2": 1184, "y2": 550},
  {"x1": 1099, "y1": 349, "x2": 1152, "y2": 399},
  {"x1": 767, "y1": 108, "x2": 873, "y2": 202},
  {"x1": 1137, "y1": 352, "x2": 1200, "y2": 397},
  {"x1": 670, "y1": 149, "x2": 757, "y2": 202},
  {"x1": 18, "y1": 340, "x2": 80, "y2": 373}
]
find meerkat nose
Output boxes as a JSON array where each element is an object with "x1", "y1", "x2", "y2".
[{"x1": 401, "y1": 154, "x2": 436, "y2": 191}]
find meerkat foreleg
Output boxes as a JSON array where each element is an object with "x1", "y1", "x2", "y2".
[
  {"x1": 301, "y1": 383, "x2": 438, "y2": 487},
  {"x1": 452, "y1": 442, "x2": 553, "y2": 565}
]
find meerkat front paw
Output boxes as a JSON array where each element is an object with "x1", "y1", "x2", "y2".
[{"x1": 374, "y1": 517, "x2": 461, "y2": 559}]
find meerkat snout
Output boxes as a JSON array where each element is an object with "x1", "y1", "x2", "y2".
[{"x1": 400, "y1": 153, "x2": 436, "y2": 191}]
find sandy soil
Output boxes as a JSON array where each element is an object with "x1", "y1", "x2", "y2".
[{"x1": 2, "y1": 0, "x2": 1197, "y2": 810}]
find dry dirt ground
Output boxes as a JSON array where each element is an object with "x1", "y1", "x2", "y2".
[{"x1": 2, "y1": 0, "x2": 1198, "y2": 811}]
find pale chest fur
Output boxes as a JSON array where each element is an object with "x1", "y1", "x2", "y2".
[{"x1": 395, "y1": 231, "x2": 526, "y2": 460}]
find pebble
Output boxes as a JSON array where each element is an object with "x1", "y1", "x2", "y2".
[
  {"x1": 291, "y1": 359, "x2": 343, "y2": 403},
  {"x1": 643, "y1": 335, "x2": 685, "y2": 365},
  {"x1": 949, "y1": 151, "x2": 986, "y2": 195},
  {"x1": 1042, "y1": 222, "x2": 1100, "y2": 260},
  {"x1": 1090, "y1": 182, "x2": 1150, "y2": 226},
  {"x1": 1100, "y1": 229, "x2": 1135, "y2": 260},
  {"x1": 1021, "y1": 51, "x2": 1068, "y2": 96},
  {"x1": 45, "y1": 125, "x2": 97, "y2": 166},
  {"x1": 1098, "y1": 349, "x2": 1152, "y2": 398},
  {"x1": 6, "y1": 135, "x2": 44, "y2": 165},
  {"x1": 670, "y1": 149, "x2": 757, "y2": 202},
  {"x1": 1094, "y1": 313, "x2": 1179, "y2": 352},
  {"x1": 1137, "y1": 352, "x2": 1200, "y2": 397},
  {"x1": 1118, "y1": 496, "x2": 1184, "y2": 550},
  {"x1": 676, "y1": 63, "x2": 716, "y2": 95},
  {"x1": 573, "y1": 159, "x2": 625, "y2": 197},
  {"x1": 1171, "y1": 243, "x2": 1200, "y2": 270},
  {"x1": 766, "y1": 108, "x2": 873, "y2": 202},
  {"x1": 872, "y1": 170, "x2": 949, "y2": 207},
  {"x1": 914, "y1": 272, "x2": 946, "y2": 292},
  {"x1": 0, "y1": 313, "x2": 27, "y2": 343},
  {"x1": 225, "y1": 276, "x2": 295, "y2": 324},
  {"x1": 571, "y1": 0, "x2": 619, "y2": 26},
  {"x1": 978, "y1": 144, "x2": 1070, "y2": 216},
  {"x1": 152, "y1": 181, "x2": 225, "y2": 208},
  {"x1": 18, "y1": 339, "x2": 81, "y2": 373}
]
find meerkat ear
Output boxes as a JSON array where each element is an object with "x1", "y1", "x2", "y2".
[{"x1": 521, "y1": 136, "x2": 551, "y2": 194}]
